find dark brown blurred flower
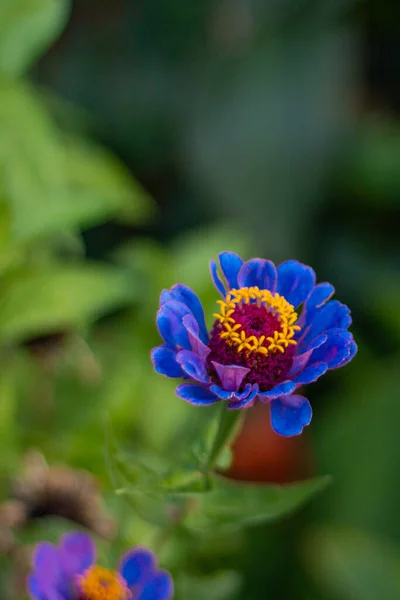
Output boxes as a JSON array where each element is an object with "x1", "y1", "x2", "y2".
[{"x1": 0, "y1": 450, "x2": 116, "y2": 557}]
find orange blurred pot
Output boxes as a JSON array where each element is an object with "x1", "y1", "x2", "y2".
[{"x1": 224, "y1": 403, "x2": 314, "y2": 484}]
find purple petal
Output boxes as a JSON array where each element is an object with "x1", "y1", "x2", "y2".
[
  {"x1": 183, "y1": 314, "x2": 211, "y2": 361},
  {"x1": 176, "y1": 350, "x2": 210, "y2": 383},
  {"x1": 169, "y1": 284, "x2": 208, "y2": 343},
  {"x1": 227, "y1": 384, "x2": 258, "y2": 409},
  {"x1": 176, "y1": 384, "x2": 219, "y2": 406},
  {"x1": 238, "y1": 258, "x2": 277, "y2": 292},
  {"x1": 119, "y1": 547, "x2": 156, "y2": 589},
  {"x1": 33, "y1": 543, "x2": 61, "y2": 584},
  {"x1": 151, "y1": 345, "x2": 185, "y2": 378},
  {"x1": 270, "y1": 395, "x2": 312, "y2": 436},
  {"x1": 211, "y1": 362, "x2": 250, "y2": 392},
  {"x1": 137, "y1": 571, "x2": 174, "y2": 600},
  {"x1": 210, "y1": 260, "x2": 226, "y2": 296},
  {"x1": 257, "y1": 381, "x2": 296, "y2": 402},
  {"x1": 292, "y1": 362, "x2": 328, "y2": 385},
  {"x1": 156, "y1": 301, "x2": 191, "y2": 349},
  {"x1": 277, "y1": 260, "x2": 316, "y2": 308},
  {"x1": 218, "y1": 252, "x2": 243, "y2": 290},
  {"x1": 60, "y1": 531, "x2": 96, "y2": 577},
  {"x1": 210, "y1": 382, "x2": 252, "y2": 401}
]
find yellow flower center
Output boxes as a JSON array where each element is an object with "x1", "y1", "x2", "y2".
[
  {"x1": 77, "y1": 566, "x2": 131, "y2": 600},
  {"x1": 213, "y1": 286, "x2": 301, "y2": 355}
]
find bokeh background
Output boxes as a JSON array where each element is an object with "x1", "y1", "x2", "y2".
[{"x1": 1, "y1": 0, "x2": 400, "y2": 598}]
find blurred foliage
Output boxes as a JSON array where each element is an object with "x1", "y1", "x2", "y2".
[{"x1": 1, "y1": 0, "x2": 400, "y2": 599}]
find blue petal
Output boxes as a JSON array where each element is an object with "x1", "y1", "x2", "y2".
[
  {"x1": 211, "y1": 362, "x2": 250, "y2": 392},
  {"x1": 257, "y1": 381, "x2": 296, "y2": 402},
  {"x1": 218, "y1": 252, "x2": 243, "y2": 290},
  {"x1": 151, "y1": 345, "x2": 184, "y2": 378},
  {"x1": 289, "y1": 333, "x2": 327, "y2": 376},
  {"x1": 292, "y1": 362, "x2": 328, "y2": 385},
  {"x1": 119, "y1": 548, "x2": 155, "y2": 588},
  {"x1": 227, "y1": 384, "x2": 258, "y2": 409},
  {"x1": 309, "y1": 329, "x2": 353, "y2": 369},
  {"x1": 300, "y1": 300, "x2": 352, "y2": 347},
  {"x1": 169, "y1": 284, "x2": 208, "y2": 344},
  {"x1": 277, "y1": 260, "x2": 316, "y2": 308},
  {"x1": 237, "y1": 258, "x2": 277, "y2": 292},
  {"x1": 60, "y1": 531, "x2": 95, "y2": 576},
  {"x1": 137, "y1": 571, "x2": 174, "y2": 600},
  {"x1": 176, "y1": 350, "x2": 209, "y2": 383},
  {"x1": 27, "y1": 575, "x2": 44, "y2": 600},
  {"x1": 176, "y1": 384, "x2": 219, "y2": 406},
  {"x1": 270, "y1": 395, "x2": 312, "y2": 436},
  {"x1": 156, "y1": 301, "x2": 192, "y2": 349},
  {"x1": 210, "y1": 260, "x2": 226, "y2": 296},
  {"x1": 182, "y1": 314, "x2": 211, "y2": 361},
  {"x1": 160, "y1": 290, "x2": 174, "y2": 305},
  {"x1": 336, "y1": 339, "x2": 357, "y2": 368},
  {"x1": 303, "y1": 282, "x2": 334, "y2": 313}
]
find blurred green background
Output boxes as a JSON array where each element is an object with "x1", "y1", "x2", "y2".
[{"x1": 1, "y1": 0, "x2": 400, "y2": 598}]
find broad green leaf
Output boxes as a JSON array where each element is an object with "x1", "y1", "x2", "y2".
[
  {"x1": 186, "y1": 474, "x2": 332, "y2": 531},
  {"x1": 0, "y1": 0, "x2": 70, "y2": 78},
  {"x1": 0, "y1": 79, "x2": 66, "y2": 240},
  {"x1": 0, "y1": 264, "x2": 136, "y2": 343},
  {"x1": 0, "y1": 81, "x2": 152, "y2": 244},
  {"x1": 305, "y1": 527, "x2": 400, "y2": 600}
]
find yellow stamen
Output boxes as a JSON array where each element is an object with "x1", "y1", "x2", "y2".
[
  {"x1": 215, "y1": 286, "x2": 301, "y2": 356},
  {"x1": 77, "y1": 566, "x2": 130, "y2": 600}
]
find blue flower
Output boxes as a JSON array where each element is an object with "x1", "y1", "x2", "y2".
[
  {"x1": 27, "y1": 530, "x2": 173, "y2": 600},
  {"x1": 152, "y1": 252, "x2": 357, "y2": 437}
]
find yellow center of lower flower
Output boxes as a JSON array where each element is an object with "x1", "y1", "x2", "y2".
[
  {"x1": 212, "y1": 286, "x2": 301, "y2": 355},
  {"x1": 78, "y1": 566, "x2": 131, "y2": 600}
]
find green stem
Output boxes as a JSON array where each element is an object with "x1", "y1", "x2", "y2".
[{"x1": 205, "y1": 405, "x2": 244, "y2": 472}]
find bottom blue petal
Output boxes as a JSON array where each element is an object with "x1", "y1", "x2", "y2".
[
  {"x1": 137, "y1": 571, "x2": 174, "y2": 600},
  {"x1": 270, "y1": 395, "x2": 312, "y2": 436},
  {"x1": 176, "y1": 384, "x2": 219, "y2": 406}
]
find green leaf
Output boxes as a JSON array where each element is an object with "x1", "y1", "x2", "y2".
[
  {"x1": 186, "y1": 474, "x2": 332, "y2": 531},
  {"x1": 0, "y1": 81, "x2": 152, "y2": 245},
  {"x1": 304, "y1": 527, "x2": 400, "y2": 600},
  {"x1": 0, "y1": 0, "x2": 70, "y2": 78},
  {"x1": 0, "y1": 264, "x2": 135, "y2": 343},
  {"x1": 62, "y1": 135, "x2": 154, "y2": 226}
]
